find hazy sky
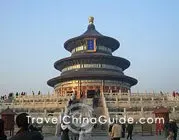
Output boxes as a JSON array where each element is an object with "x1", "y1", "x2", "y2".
[{"x1": 0, "y1": 0, "x2": 179, "y2": 95}]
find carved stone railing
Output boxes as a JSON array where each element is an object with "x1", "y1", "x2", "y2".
[{"x1": 101, "y1": 92, "x2": 110, "y2": 121}]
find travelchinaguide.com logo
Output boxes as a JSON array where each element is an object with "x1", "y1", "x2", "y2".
[{"x1": 62, "y1": 103, "x2": 94, "y2": 134}]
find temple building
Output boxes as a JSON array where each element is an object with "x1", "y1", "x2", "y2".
[{"x1": 47, "y1": 17, "x2": 137, "y2": 99}]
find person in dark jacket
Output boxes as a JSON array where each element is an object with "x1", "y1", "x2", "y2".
[
  {"x1": 9, "y1": 113, "x2": 43, "y2": 140},
  {"x1": 122, "y1": 124, "x2": 126, "y2": 138},
  {"x1": 108, "y1": 123, "x2": 113, "y2": 136},
  {"x1": 0, "y1": 119, "x2": 7, "y2": 140},
  {"x1": 68, "y1": 125, "x2": 80, "y2": 140},
  {"x1": 61, "y1": 123, "x2": 69, "y2": 140},
  {"x1": 126, "y1": 123, "x2": 134, "y2": 140},
  {"x1": 168, "y1": 119, "x2": 178, "y2": 140},
  {"x1": 164, "y1": 121, "x2": 170, "y2": 138}
]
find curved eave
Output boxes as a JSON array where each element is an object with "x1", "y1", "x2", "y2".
[
  {"x1": 64, "y1": 35, "x2": 120, "y2": 52},
  {"x1": 47, "y1": 74, "x2": 137, "y2": 87},
  {"x1": 54, "y1": 53, "x2": 130, "y2": 71}
]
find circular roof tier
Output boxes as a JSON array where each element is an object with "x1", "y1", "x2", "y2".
[
  {"x1": 54, "y1": 53, "x2": 130, "y2": 71},
  {"x1": 64, "y1": 21, "x2": 120, "y2": 52},
  {"x1": 47, "y1": 70, "x2": 138, "y2": 87}
]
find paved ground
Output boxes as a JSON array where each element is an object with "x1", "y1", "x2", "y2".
[
  {"x1": 7, "y1": 133, "x2": 178, "y2": 140},
  {"x1": 44, "y1": 135, "x2": 171, "y2": 140}
]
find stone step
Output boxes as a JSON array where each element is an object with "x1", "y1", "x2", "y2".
[
  {"x1": 91, "y1": 136, "x2": 111, "y2": 140},
  {"x1": 91, "y1": 129, "x2": 109, "y2": 136}
]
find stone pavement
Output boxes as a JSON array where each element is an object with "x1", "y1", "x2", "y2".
[{"x1": 44, "y1": 135, "x2": 170, "y2": 140}]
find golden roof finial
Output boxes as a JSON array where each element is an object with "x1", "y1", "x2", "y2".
[{"x1": 88, "y1": 16, "x2": 94, "y2": 24}]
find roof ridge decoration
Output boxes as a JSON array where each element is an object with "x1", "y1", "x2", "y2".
[{"x1": 88, "y1": 16, "x2": 94, "y2": 24}]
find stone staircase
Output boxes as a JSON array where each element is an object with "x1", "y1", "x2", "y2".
[
  {"x1": 91, "y1": 96, "x2": 109, "y2": 137},
  {"x1": 66, "y1": 95, "x2": 110, "y2": 138}
]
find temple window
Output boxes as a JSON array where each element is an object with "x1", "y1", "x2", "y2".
[
  {"x1": 71, "y1": 45, "x2": 112, "y2": 54},
  {"x1": 97, "y1": 46, "x2": 112, "y2": 53},
  {"x1": 62, "y1": 64, "x2": 122, "y2": 72}
]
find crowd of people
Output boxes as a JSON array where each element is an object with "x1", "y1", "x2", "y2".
[
  {"x1": 0, "y1": 92, "x2": 25, "y2": 102},
  {"x1": 0, "y1": 113, "x2": 43, "y2": 140},
  {"x1": 0, "y1": 95, "x2": 7, "y2": 101},
  {"x1": 0, "y1": 90, "x2": 81, "y2": 140},
  {"x1": 0, "y1": 91, "x2": 43, "y2": 101},
  {"x1": 1, "y1": 115, "x2": 178, "y2": 140},
  {"x1": 172, "y1": 91, "x2": 179, "y2": 97},
  {"x1": 0, "y1": 91, "x2": 46, "y2": 104}
]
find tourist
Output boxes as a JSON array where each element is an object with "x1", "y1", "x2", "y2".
[
  {"x1": 4, "y1": 95, "x2": 7, "y2": 100},
  {"x1": 168, "y1": 119, "x2": 178, "y2": 140},
  {"x1": 164, "y1": 121, "x2": 170, "y2": 138},
  {"x1": 0, "y1": 119, "x2": 7, "y2": 140},
  {"x1": 38, "y1": 91, "x2": 41, "y2": 95},
  {"x1": 9, "y1": 113, "x2": 43, "y2": 140},
  {"x1": 71, "y1": 91, "x2": 76, "y2": 101},
  {"x1": 79, "y1": 128, "x2": 92, "y2": 140},
  {"x1": 56, "y1": 112, "x2": 70, "y2": 140},
  {"x1": 56, "y1": 113, "x2": 63, "y2": 140},
  {"x1": 108, "y1": 122, "x2": 113, "y2": 138},
  {"x1": 96, "y1": 89, "x2": 100, "y2": 97},
  {"x1": 60, "y1": 123, "x2": 69, "y2": 140},
  {"x1": 68, "y1": 99, "x2": 73, "y2": 107},
  {"x1": 121, "y1": 123, "x2": 126, "y2": 138},
  {"x1": 111, "y1": 121, "x2": 122, "y2": 140},
  {"x1": 16, "y1": 92, "x2": 18, "y2": 97},
  {"x1": 157, "y1": 122, "x2": 163, "y2": 135},
  {"x1": 172, "y1": 120, "x2": 178, "y2": 140},
  {"x1": 56, "y1": 123, "x2": 69, "y2": 140},
  {"x1": 93, "y1": 94, "x2": 99, "y2": 108},
  {"x1": 68, "y1": 128, "x2": 80, "y2": 140},
  {"x1": 126, "y1": 123, "x2": 134, "y2": 140}
]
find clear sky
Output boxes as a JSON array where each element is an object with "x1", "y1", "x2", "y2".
[{"x1": 0, "y1": 0, "x2": 179, "y2": 95}]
